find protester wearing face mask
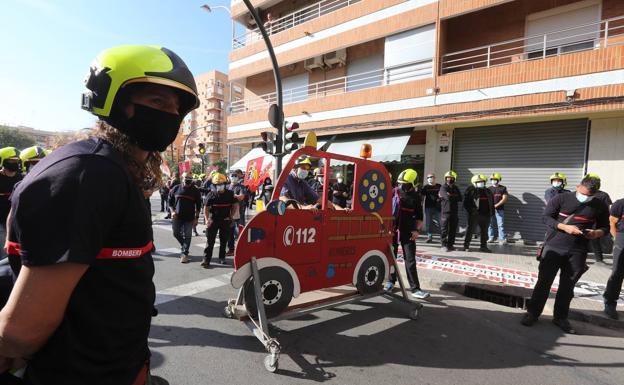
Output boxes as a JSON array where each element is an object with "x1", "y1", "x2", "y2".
[
  {"x1": 439, "y1": 171, "x2": 462, "y2": 252},
  {"x1": 584, "y1": 173, "x2": 612, "y2": 263},
  {"x1": 385, "y1": 169, "x2": 430, "y2": 299},
  {"x1": 421, "y1": 173, "x2": 441, "y2": 243},
  {"x1": 463, "y1": 175, "x2": 494, "y2": 252},
  {"x1": 522, "y1": 175, "x2": 609, "y2": 334},
  {"x1": 545, "y1": 172, "x2": 570, "y2": 203},
  {"x1": 487, "y1": 172, "x2": 508, "y2": 245},
  {"x1": 203, "y1": 173, "x2": 238, "y2": 268},
  {"x1": 331, "y1": 172, "x2": 350, "y2": 209},
  {"x1": 226, "y1": 169, "x2": 249, "y2": 256},
  {"x1": 279, "y1": 157, "x2": 321, "y2": 211},
  {"x1": 168, "y1": 172, "x2": 202, "y2": 263},
  {"x1": 307, "y1": 167, "x2": 323, "y2": 195},
  {"x1": 0, "y1": 147, "x2": 22, "y2": 261}
]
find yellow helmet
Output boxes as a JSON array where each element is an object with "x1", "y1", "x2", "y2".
[
  {"x1": 444, "y1": 170, "x2": 458, "y2": 180},
  {"x1": 584, "y1": 172, "x2": 600, "y2": 180},
  {"x1": 0, "y1": 147, "x2": 21, "y2": 167},
  {"x1": 211, "y1": 173, "x2": 227, "y2": 185},
  {"x1": 549, "y1": 172, "x2": 567, "y2": 184},
  {"x1": 490, "y1": 172, "x2": 502, "y2": 181},
  {"x1": 313, "y1": 167, "x2": 322, "y2": 176},
  {"x1": 397, "y1": 169, "x2": 418, "y2": 187},
  {"x1": 471, "y1": 174, "x2": 487, "y2": 185},
  {"x1": 295, "y1": 157, "x2": 312, "y2": 168}
]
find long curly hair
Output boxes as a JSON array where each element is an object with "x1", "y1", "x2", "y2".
[{"x1": 92, "y1": 120, "x2": 163, "y2": 193}]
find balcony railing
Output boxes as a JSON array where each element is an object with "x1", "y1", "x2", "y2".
[
  {"x1": 230, "y1": 59, "x2": 433, "y2": 114},
  {"x1": 232, "y1": 0, "x2": 361, "y2": 49},
  {"x1": 441, "y1": 15, "x2": 624, "y2": 74}
]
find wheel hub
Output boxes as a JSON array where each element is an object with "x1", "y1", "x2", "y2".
[
  {"x1": 364, "y1": 266, "x2": 380, "y2": 286},
  {"x1": 261, "y1": 279, "x2": 283, "y2": 305}
]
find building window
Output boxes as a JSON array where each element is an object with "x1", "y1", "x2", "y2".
[{"x1": 384, "y1": 24, "x2": 436, "y2": 85}]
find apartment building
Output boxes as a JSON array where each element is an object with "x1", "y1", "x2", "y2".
[
  {"x1": 183, "y1": 70, "x2": 243, "y2": 166},
  {"x1": 226, "y1": 0, "x2": 624, "y2": 241}
]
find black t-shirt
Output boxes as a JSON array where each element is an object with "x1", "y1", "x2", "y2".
[
  {"x1": 331, "y1": 182, "x2": 349, "y2": 208},
  {"x1": 205, "y1": 189, "x2": 237, "y2": 221},
  {"x1": 439, "y1": 183, "x2": 462, "y2": 215},
  {"x1": 464, "y1": 186, "x2": 494, "y2": 217},
  {"x1": 594, "y1": 190, "x2": 613, "y2": 207},
  {"x1": 610, "y1": 198, "x2": 624, "y2": 233},
  {"x1": 543, "y1": 192, "x2": 610, "y2": 252},
  {"x1": 168, "y1": 183, "x2": 202, "y2": 221},
  {"x1": 229, "y1": 183, "x2": 250, "y2": 217},
  {"x1": 421, "y1": 183, "x2": 441, "y2": 209},
  {"x1": 488, "y1": 184, "x2": 508, "y2": 209},
  {"x1": 395, "y1": 187, "x2": 423, "y2": 233},
  {"x1": 0, "y1": 172, "x2": 22, "y2": 225},
  {"x1": 7, "y1": 138, "x2": 154, "y2": 385},
  {"x1": 544, "y1": 187, "x2": 570, "y2": 202}
]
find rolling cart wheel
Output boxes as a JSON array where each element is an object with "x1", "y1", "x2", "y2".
[
  {"x1": 264, "y1": 354, "x2": 279, "y2": 373},
  {"x1": 245, "y1": 267, "x2": 294, "y2": 318},
  {"x1": 409, "y1": 308, "x2": 420, "y2": 320},
  {"x1": 355, "y1": 256, "x2": 386, "y2": 294},
  {"x1": 223, "y1": 305, "x2": 234, "y2": 319}
]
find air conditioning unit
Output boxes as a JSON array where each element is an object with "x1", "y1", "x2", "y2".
[
  {"x1": 323, "y1": 49, "x2": 347, "y2": 67},
  {"x1": 304, "y1": 56, "x2": 325, "y2": 71}
]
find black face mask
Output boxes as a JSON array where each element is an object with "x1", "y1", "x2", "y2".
[
  {"x1": 3, "y1": 162, "x2": 20, "y2": 172},
  {"x1": 110, "y1": 104, "x2": 183, "y2": 152},
  {"x1": 184, "y1": 179, "x2": 192, "y2": 185}
]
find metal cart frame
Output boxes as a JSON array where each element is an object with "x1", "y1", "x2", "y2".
[{"x1": 224, "y1": 243, "x2": 423, "y2": 373}]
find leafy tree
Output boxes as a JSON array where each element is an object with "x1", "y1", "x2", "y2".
[
  {"x1": 212, "y1": 158, "x2": 227, "y2": 174},
  {"x1": 0, "y1": 126, "x2": 36, "y2": 148}
]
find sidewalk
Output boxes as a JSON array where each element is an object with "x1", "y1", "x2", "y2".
[{"x1": 404, "y1": 235, "x2": 624, "y2": 330}]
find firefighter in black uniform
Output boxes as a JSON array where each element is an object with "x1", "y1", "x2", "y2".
[
  {"x1": 544, "y1": 172, "x2": 570, "y2": 203},
  {"x1": 603, "y1": 197, "x2": 624, "y2": 320},
  {"x1": 202, "y1": 173, "x2": 239, "y2": 268},
  {"x1": 384, "y1": 169, "x2": 430, "y2": 299},
  {"x1": 439, "y1": 171, "x2": 462, "y2": 252},
  {"x1": 521, "y1": 175, "x2": 609, "y2": 334},
  {"x1": 585, "y1": 173, "x2": 612, "y2": 263},
  {"x1": 463, "y1": 174, "x2": 494, "y2": 253},
  {"x1": 421, "y1": 173, "x2": 441, "y2": 243},
  {"x1": 0, "y1": 45, "x2": 198, "y2": 384},
  {"x1": 332, "y1": 172, "x2": 349, "y2": 208},
  {"x1": 226, "y1": 169, "x2": 250, "y2": 256}
]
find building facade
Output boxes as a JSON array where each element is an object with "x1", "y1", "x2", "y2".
[
  {"x1": 226, "y1": 0, "x2": 624, "y2": 241},
  {"x1": 184, "y1": 70, "x2": 242, "y2": 168}
]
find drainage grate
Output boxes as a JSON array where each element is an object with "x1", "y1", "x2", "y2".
[{"x1": 463, "y1": 285, "x2": 528, "y2": 309}]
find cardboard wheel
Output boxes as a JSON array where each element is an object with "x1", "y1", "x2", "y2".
[
  {"x1": 355, "y1": 256, "x2": 385, "y2": 294},
  {"x1": 244, "y1": 267, "x2": 294, "y2": 318}
]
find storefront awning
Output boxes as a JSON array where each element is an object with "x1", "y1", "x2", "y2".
[{"x1": 327, "y1": 134, "x2": 411, "y2": 165}]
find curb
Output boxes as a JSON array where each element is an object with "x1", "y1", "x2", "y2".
[{"x1": 423, "y1": 277, "x2": 624, "y2": 330}]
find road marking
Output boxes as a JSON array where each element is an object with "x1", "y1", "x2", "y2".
[
  {"x1": 413, "y1": 253, "x2": 623, "y2": 304},
  {"x1": 155, "y1": 273, "x2": 232, "y2": 305}
]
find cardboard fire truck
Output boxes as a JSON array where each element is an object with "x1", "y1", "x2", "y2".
[{"x1": 224, "y1": 132, "x2": 421, "y2": 373}]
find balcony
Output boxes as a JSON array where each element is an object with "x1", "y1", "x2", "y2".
[
  {"x1": 232, "y1": 0, "x2": 361, "y2": 49},
  {"x1": 442, "y1": 15, "x2": 624, "y2": 74},
  {"x1": 230, "y1": 59, "x2": 433, "y2": 114}
]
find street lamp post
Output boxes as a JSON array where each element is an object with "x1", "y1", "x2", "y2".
[
  {"x1": 182, "y1": 125, "x2": 211, "y2": 163},
  {"x1": 200, "y1": 4, "x2": 235, "y2": 44}
]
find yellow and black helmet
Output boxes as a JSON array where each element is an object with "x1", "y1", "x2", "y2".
[
  {"x1": 20, "y1": 146, "x2": 46, "y2": 163},
  {"x1": 397, "y1": 169, "x2": 418, "y2": 187},
  {"x1": 82, "y1": 45, "x2": 199, "y2": 118},
  {"x1": 444, "y1": 170, "x2": 458, "y2": 180},
  {"x1": 294, "y1": 157, "x2": 312, "y2": 168},
  {"x1": 490, "y1": 172, "x2": 502, "y2": 181},
  {"x1": 211, "y1": 173, "x2": 227, "y2": 185},
  {"x1": 471, "y1": 174, "x2": 487, "y2": 185},
  {"x1": 0, "y1": 147, "x2": 21, "y2": 167}
]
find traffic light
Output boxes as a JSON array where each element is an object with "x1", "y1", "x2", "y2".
[
  {"x1": 198, "y1": 143, "x2": 206, "y2": 155},
  {"x1": 260, "y1": 131, "x2": 276, "y2": 154},
  {"x1": 283, "y1": 121, "x2": 299, "y2": 153}
]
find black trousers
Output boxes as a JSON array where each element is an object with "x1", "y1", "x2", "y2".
[
  {"x1": 440, "y1": 213, "x2": 458, "y2": 248},
  {"x1": 528, "y1": 247, "x2": 588, "y2": 319},
  {"x1": 389, "y1": 232, "x2": 421, "y2": 291},
  {"x1": 204, "y1": 220, "x2": 231, "y2": 263},
  {"x1": 590, "y1": 238, "x2": 603, "y2": 258},
  {"x1": 464, "y1": 212, "x2": 490, "y2": 249},
  {"x1": 604, "y1": 235, "x2": 624, "y2": 306},
  {"x1": 160, "y1": 195, "x2": 167, "y2": 211}
]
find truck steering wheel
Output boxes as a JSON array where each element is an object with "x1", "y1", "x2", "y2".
[{"x1": 283, "y1": 199, "x2": 300, "y2": 209}]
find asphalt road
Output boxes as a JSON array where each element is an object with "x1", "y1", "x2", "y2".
[{"x1": 148, "y1": 196, "x2": 624, "y2": 385}]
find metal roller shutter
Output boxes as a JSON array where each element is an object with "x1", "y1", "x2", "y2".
[{"x1": 452, "y1": 119, "x2": 588, "y2": 242}]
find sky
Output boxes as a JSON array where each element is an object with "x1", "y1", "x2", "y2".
[{"x1": 0, "y1": 0, "x2": 238, "y2": 132}]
